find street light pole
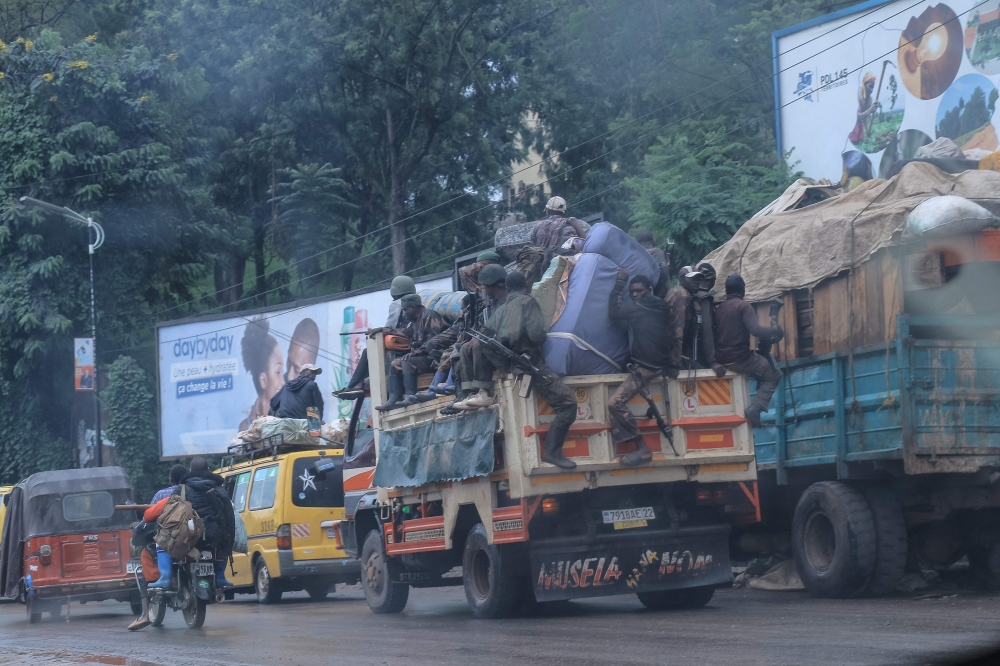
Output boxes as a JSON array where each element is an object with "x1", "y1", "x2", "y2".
[{"x1": 18, "y1": 197, "x2": 105, "y2": 467}]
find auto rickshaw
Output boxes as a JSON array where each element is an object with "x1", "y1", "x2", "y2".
[{"x1": 0, "y1": 467, "x2": 142, "y2": 622}]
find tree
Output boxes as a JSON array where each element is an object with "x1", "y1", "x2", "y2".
[{"x1": 961, "y1": 86, "x2": 991, "y2": 136}]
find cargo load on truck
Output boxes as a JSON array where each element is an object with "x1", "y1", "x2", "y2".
[{"x1": 698, "y1": 160, "x2": 1000, "y2": 600}]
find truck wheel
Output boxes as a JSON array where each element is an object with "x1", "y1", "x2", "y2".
[
  {"x1": 637, "y1": 585, "x2": 715, "y2": 610},
  {"x1": 360, "y1": 530, "x2": 409, "y2": 614},
  {"x1": 860, "y1": 487, "x2": 907, "y2": 597},
  {"x1": 254, "y1": 559, "x2": 283, "y2": 604},
  {"x1": 462, "y1": 523, "x2": 522, "y2": 619},
  {"x1": 792, "y1": 481, "x2": 876, "y2": 598},
  {"x1": 968, "y1": 544, "x2": 1000, "y2": 590}
]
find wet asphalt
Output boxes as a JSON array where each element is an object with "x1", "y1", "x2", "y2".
[{"x1": 0, "y1": 585, "x2": 999, "y2": 666}]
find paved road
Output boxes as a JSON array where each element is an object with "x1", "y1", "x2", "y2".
[{"x1": 0, "y1": 585, "x2": 998, "y2": 666}]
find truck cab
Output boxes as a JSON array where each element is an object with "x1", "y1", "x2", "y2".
[{"x1": 338, "y1": 332, "x2": 761, "y2": 617}]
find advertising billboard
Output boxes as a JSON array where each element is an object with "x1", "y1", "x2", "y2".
[
  {"x1": 157, "y1": 274, "x2": 451, "y2": 458},
  {"x1": 775, "y1": 0, "x2": 1000, "y2": 184},
  {"x1": 74, "y1": 338, "x2": 95, "y2": 391}
]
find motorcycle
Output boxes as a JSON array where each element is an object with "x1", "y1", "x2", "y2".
[{"x1": 146, "y1": 549, "x2": 223, "y2": 629}]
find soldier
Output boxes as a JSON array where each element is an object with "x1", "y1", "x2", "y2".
[
  {"x1": 454, "y1": 270, "x2": 578, "y2": 470},
  {"x1": 633, "y1": 229, "x2": 670, "y2": 297},
  {"x1": 376, "y1": 293, "x2": 449, "y2": 411},
  {"x1": 713, "y1": 274, "x2": 784, "y2": 427},
  {"x1": 664, "y1": 266, "x2": 725, "y2": 378}
]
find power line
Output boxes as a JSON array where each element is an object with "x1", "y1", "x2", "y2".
[
  {"x1": 98, "y1": 0, "x2": 927, "y2": 343},
  {"x1": 98, "y1": 239, "x2": 491, "y2": 359},
  {"x1": 52, "y1": 0, "x2": 918, "y2": 339}
]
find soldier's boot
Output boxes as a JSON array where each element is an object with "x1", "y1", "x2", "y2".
[
  {"x1": 375, "y1": 375, "x2": 404, "y2": 411},
  {"x1": 416, "y1": 371, "x2": 448, "y2": 402},
  {"x1": 397, "y1": 373, "x2": 421, "y2": 407},
  {"x1": 541, "y1": 420, "x2": 577, "y2": 470}
]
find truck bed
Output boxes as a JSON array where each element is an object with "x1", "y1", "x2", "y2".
[{"x1": 754, "y1": 314, "x2": 1000, "y2": 482}]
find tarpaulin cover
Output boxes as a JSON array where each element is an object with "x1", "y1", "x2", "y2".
[
  {"x1": 583, "y1": 222, "x2": 660, "y2": 285},
  {"x1": 700, "y1": 162, "x2": 1000, "y2": 303},
  {"x1": 0, "y1": 484, "x2": 24, "y2": 598},
  {"x1": 373, "y1": 409, "x2": 497, "y2": 488},
  {"x1": 543, "y1": 253, "x2": 628, "y2": 375},
  {"x1": 261, "y1": 418, "x2": 316, "y2": 445}
]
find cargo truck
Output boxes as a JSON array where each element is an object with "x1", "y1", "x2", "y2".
[{"x1": 334, "y1": 332, "x2": 761, "y2": 618}]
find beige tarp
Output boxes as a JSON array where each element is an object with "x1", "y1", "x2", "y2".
[{"x1": 700, "y1": 162, "x2": 1000, "y2": 303}]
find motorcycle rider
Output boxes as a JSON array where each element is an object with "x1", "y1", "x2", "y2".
[
  {"x1": 146, "y1": 464, "x2": 190, "y2": 591},
  {"x1": 177, "y1": 457, "x2": 237, "y2": 589}
]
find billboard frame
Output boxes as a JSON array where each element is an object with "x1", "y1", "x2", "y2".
[{"x1": 772, "y1": 0, "x2": 895, "y2": 158}]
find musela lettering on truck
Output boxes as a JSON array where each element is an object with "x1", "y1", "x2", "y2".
[
  {"x1": 172, "y1": 333, "x2": 235, "y2": 361},
  {"x1": 536, "y1": 556, "x2": 621, "y2": 591}
]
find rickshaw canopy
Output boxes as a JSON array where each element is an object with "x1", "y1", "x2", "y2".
[{"x1": 19, "y1": 467, "x2": 135, "y2": 539}]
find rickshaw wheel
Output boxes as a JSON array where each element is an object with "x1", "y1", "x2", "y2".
[
  {"x1": 148, "y1": 597, "x2": 166, "y2": 627},
  {"x1": 25, "y1": 597, "x2": 41, "y2": 624},
  {"x1": 182, "y1": 598, "x2": 206, "y2": 629}
]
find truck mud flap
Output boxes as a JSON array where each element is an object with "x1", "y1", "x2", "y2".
[{"x1": 529, "y1": 524, "x2": 732, "y2": 602}]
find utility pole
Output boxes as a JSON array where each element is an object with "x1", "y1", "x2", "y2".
[{"x1": 19, "y1": 197, "x2": 105, "y2": 466}]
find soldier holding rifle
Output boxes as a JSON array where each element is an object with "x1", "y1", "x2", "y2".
[{"x1": 452, "y1": 267, "x2": 578, "y2": 470}]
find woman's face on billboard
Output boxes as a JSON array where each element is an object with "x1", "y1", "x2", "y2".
[{"x1": 259, "y1": 344, "x2": 285, "y2": 399}]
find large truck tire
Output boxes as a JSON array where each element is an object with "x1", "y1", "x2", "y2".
[
  {"x1": 860, "y1": 486, "x2": 907, "y2": 597},
  {"x1": 636, "y1": 585, "x2": 715, "y2": 610},
  {"x1": 792, "y1": 481, "x2": 876, "y2": 598},
  {"x1": 968, "y1": 544, "x2": 1000, "y2": 590},
  {"x1": 360, "y1": 530, "x2": 409, "y2": 614},
  {"x1": 462, "y1": 523, "x2": 522, "y2": 619}
]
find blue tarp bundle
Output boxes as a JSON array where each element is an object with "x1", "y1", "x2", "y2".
[{"x1": 373, "y1": 409, "x2": 497, "y2": 488}]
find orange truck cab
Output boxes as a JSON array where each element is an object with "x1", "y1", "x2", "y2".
[{"x1": 0, "y1": 467, "x2": 141, "y2": 623}]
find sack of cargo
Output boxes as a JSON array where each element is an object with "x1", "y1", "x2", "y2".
[
  {"x1": 531, "y1": 256, "x2": 567, "y2": 330},
  {"x1": 232, "y1": 505, "x2": 248, "y2": 554},
  {"x1": 154, "y1": 485, "x2": 205, "y2": 559},
  {"x1": 417, "y1": 289, "x2": 464, "y2": 322},
  {"x1": 321, "y1": 418, "x2": 350, "y2": 444},
  {"x1": 261, "y1": 417, "x2": 316, "y2": 445},
  {"x1": 237, "y1": 415, "x2": 280, "y2": 443},
  {"x1": 543, "y1": 253, "x2": 628, "y2": 375},
  {"x1": 582, "y1": 222, "x2": 660, "y2": 285},
  {"x1": 905, "y1": 195, "x2": 998, "y2": 239}
]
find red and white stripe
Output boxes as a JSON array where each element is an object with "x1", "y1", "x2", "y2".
[{"x1": 291, "y1": 523, "x2": 310, "y2": 538}]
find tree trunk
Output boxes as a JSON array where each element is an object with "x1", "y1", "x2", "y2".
[
  {"x1": 214, "y1": 254, "x2": 246, "y2": 308},
  {"x1": 252, "y1": 212, "x2": 267, "y2": 306},
  {"x1": 386, "y1": 107, "x2": 406, "y2": 276}
]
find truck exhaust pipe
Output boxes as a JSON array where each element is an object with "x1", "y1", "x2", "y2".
[{"x1": 214, "y1": 590, "x2": 225, "y2": 603}]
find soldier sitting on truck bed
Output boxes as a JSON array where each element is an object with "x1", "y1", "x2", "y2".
[
  {"x1": 608, "y1": 268, "x2": 676, "y2": 466},
  {"x1": 713, "y1": 274, "x2": 784, "y2": 428},
  {"x1": 453, "y1": 269, "x2": 579, "y2": 470},
  {"x1": 335, "y1": 275, "x2": 416, "y2": 400},
  {"x1": 376, "y1": 293, "x2": 449, "y2": 411}
]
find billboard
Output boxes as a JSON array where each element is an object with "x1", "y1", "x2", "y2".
[
  {"x1": 74, "y1": 338, "x2": 95, "y2": 391},
  {"x1": 157, "y1": 274, "x2": 451, "y2": 458},
  {"x1": 775, "y1": 0, "x2": 1000, "y2": 184}
]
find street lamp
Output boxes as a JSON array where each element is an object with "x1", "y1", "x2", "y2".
[{"x1": 18, "y1": 197, "x2": 106, "y2": 467}]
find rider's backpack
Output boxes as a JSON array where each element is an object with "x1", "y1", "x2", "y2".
[{"x1": 154, "y1": 485, "x2": 205, "y2": 559}]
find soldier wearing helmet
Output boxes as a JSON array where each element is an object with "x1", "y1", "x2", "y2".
[{"x1": 664, "y1": 264, "x2": 725, "y2": 378}]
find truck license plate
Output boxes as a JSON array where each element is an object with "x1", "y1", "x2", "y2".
[
  {"x1": 602, "y1": 507, "x2": 654, "y2": 529},
  {"x1": 126, "y1": 560, "x2": 142, "y2": 575},
  {"x1": 193, "y1": 563, "x2": 214, "y2": 577}
]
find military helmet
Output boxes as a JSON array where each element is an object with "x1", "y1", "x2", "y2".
[
  {"x1": 390, "y1": 275, "x2": 416, "y2": 298},
  {"x1": 478, "y1": 264, "x2": 508, "y2": 287}
]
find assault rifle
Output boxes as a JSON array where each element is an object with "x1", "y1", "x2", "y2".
[
  {"x1": 467, "y1": 329, "x2": 540, "y2": 375},
  {"x1": 626, "y1": 363, "x2": 679, "y2": 457}
]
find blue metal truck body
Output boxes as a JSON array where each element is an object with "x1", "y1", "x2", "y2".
[{"x1": 754, "y1": 314, "x2": 1000, "y2": 483}]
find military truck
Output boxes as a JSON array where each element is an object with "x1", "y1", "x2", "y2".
[{"x1": 334, "y1": 331, "x2": 761, "y2": 618}]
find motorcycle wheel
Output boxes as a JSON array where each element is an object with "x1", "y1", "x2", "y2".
[
  {"x1": 148, "y1": 597, "x2": 167, "y2": 627},
  {"x1": 183, "y1": 597, "x2": 206, "y2": 629}
]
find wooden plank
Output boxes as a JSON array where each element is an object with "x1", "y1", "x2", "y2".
[
  {"x1": 828, "y1": 274, "x2": 850, "y2": 352},
  {"x1": 882, "y1": 247, "x2": 902, "y2": 341},
  {"x1": 778, "y1": 292, "x2": 798, "y2": 361},
  {"x1": 813, "y1": 282, "x2": 831, "y2": 355},
  {"x1": 863, "y1": 253, "x2": 884, "y2": 346}
]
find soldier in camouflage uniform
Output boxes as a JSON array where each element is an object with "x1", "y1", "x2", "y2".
[{"x1": 376, "y1": 293, "x2": 449, "y2": 411}]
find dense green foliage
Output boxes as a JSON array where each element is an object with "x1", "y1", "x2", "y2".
[{"x1": 0, "y1": 0, "x2": 853, "y2": 482}]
